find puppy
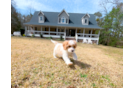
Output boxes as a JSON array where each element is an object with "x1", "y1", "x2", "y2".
[{"x1": 51, "y1": 40, "x2": 77, "y2": 66}]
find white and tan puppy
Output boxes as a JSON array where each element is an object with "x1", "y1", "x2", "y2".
[{"x1": 51, "y1": 40, "x2": 77, "y2": 66}]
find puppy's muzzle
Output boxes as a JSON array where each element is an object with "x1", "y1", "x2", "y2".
[{"x1": 71, "y1": 50, "x2": 74, "y2": 52}]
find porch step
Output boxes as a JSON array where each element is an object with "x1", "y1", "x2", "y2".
[{"x1": 66, "y1": 38, "x2": 76, "y2": 40}]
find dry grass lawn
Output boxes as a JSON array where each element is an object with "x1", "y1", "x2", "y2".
[{"x1": 11, "y1": 37, "x2": 123, "y2": 88}]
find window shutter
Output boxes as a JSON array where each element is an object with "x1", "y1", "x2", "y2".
[
  {"x1": 85, "y1": 19, "x2": 87, "y2": 23},
  {"x1": 59, "y1": 18, "x2": 61, "y2": 23},
  {"x1": 66, "y1": 19, "x2": 68, "y2": 23}
]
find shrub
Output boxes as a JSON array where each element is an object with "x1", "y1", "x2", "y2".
[
  {"x1": 40, "y1": 34, "x2": 43, "y2": 38},
  {"x1": 49, "y1": 36, "x2": 52, "y2": 39},
  {"x1": 95, "y1": 30, "x2": 99, "y2": 34},
  {"x1": 32, "y1": 34, "x2": 34, "y2": 37},
  {"x1": 23, "y1": 34, "x2": 25, "y2": 37},
  {"x1": 60, "y1": 35, "x2": 63, "y2": 40},
  {"x1": 116, "y1": 45, "x2": 123, "y2": 48}
]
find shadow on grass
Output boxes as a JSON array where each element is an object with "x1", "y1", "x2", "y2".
[
  {"x1": 69, "y1": 59, "x2": 91, "y2": 69},
  {"x1": 57, "y1": 58, "x2": 91, "y2": 69}
]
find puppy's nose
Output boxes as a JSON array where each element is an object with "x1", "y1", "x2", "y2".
[{"x1": 72, "y1": 50, "x2": 74, "y2": 52}]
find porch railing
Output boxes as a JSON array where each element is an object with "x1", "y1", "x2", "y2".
[
  {"x1": 75, "y1": 33, "x2": 78, "y2": 42},
  {"x1": 77, "y1": 33, "x2": 99, "y2": 38},
  {"x1": 26, "y1": 30, "x2": 99, "y2": 40},
  {"x1": 26, "y1": 31, "x2": 65, "y2": 38},
  {"x1": 33, "y1": 31, "x2": 64, "y2": 34}
]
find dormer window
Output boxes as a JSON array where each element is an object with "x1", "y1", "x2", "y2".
[
  {"x1": 82, "y1": 13, "x2": 90, "y2": 25},
  {"x1": 58, "y1": 9, "x2": 69, "y2": 24},
  {"x1": 38, "y1": 11, "x2": 45, "y2": 23},
  {"x1": 85, "y1": 19, "x2": 87, "y2": 23},
  {"x1": 40, "y1": 17, "x2": 43, "y2": 21},
  {"x1": 61, "y1": 17, "x2": 66, "y2": 23},
  {"x1": 62, "y1": 18, "x2": 64, "y2": 23}
]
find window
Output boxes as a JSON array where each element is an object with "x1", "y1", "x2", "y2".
[
  {"x1": 61, "y1": 29, "x2": 64, "y2": 32},
  {"x1": 85, "y1": 19, "x2": 87, "y2": 23},
  {"x1": 58, "y1": 29, "x2": 60, "y2": 32},
  {"x1": 89, "y1": 30, "x2": 90, "y2": 34},
  {"x1": 38, "y1": 15, "x2": 44, "y2": 23},
  {"x1": 35, "y1": 27, "x2": 37, "y2": 31},
  {"x1": 40, "y1": 17, "x2": 43, "y2": 21},
  {"x1": 79, "y1": 30, "x2": 81, "y2": 33},
  {"x1": 61, "y1": 17, "x2": 66, "y2": 23},
  {"x1": 62, "y1": 19, "x2": 64, "y2": 23}
]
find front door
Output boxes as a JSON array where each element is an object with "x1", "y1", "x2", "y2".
[
  {"x1": 66, "y1": 29, "x2": 69, "y2": 36},
  {"x1": 66, "y1": 29, "x2": 75, "y2": 37},
  {"x1": 70, "y1": 29, "x2": 75, "y2": 36}
]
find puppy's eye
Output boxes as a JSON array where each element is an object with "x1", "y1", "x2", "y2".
[{"x1": 68, "y1": 46, "x2": 71, "y2": 48}]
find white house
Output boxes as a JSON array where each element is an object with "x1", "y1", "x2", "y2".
[{"x1": 24, "y1": 9, "x2": 102, "y2": 44}]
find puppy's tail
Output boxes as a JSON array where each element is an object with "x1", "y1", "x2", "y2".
[{"x1": 51, "y1": 39, "x2": 58, "y2": 45}]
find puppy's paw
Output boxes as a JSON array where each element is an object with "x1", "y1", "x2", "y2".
[
  {"x1": 67, "y1": 62, "x2": 73, "y2": 66},
  {"x1": 53, "y1": 55, "x2": 57, "y2": 58},
  {"x1": 54, "y1": 56, "x2": 57, "y2": 58}
]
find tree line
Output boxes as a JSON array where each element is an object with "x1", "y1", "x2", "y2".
[
  {"x1": 11, "y1": 0, "x2": 123, "y2": 48},
  {"x1": 11, "y1": 0, "x2": 33, "y2": 34},
  {"x1": 94, "y1": 0, "x2": 123, "y2": 48}
]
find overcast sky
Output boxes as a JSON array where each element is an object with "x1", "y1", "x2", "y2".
[{"x1": 13, "y1": 0, "x2": 122, "y2": 15}]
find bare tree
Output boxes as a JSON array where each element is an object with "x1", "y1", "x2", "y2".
[
  {"x1": 99, "y1": 0, "x2": 122, "y2": 15},
  {"x1": 27, "y1": 1, "x2": 35, "y2": 15},
  {"x1": 11, "y1": 0, "x2": 16, "y2": 7},
  {"x1": 105, "y1": 0, "x2": 121, "y2": 5}
]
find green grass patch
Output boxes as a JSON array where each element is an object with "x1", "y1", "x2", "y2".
[
  {"x1": 101, "y1": 75, "x2": 110, "y2": 81},
  {"x1": 80, "y1": 73, "x2": 87, "y2": 78},
  {"x1": 91, "y1": 83, "x2": 96, "y2": 87}
]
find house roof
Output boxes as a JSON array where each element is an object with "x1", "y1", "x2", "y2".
[
  {"x1": 58, "y1": 9, "x2": 69, "y2": 17},
  {"x1": 38, "y1": 11, "x2": 44, "y2": 15},
  {"x1": 82, "y1": 13, "x2": 90, "y2": 19},
  {"x1": 24, "y1": 11, "x2": 102, "y2": 29}
]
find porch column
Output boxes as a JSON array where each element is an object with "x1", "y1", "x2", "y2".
[
  {"x1": 30, "y1": 26, "x2": 32, "y2": 36},
  {"x1": 41, "y1": 26, "x2": 42, "y2": 35},
  {"x1": 97, "y1": 30, "x2": 100, "y2": 45},
  {"x1": 83, "y1": 29, "x2": 85, "y2": 37},
  {"x1": 90, "y1": 30, "x2": 92, "y2": 38},
  {"x1": 25, "y1": 26, "x2": 27, "y2": 35},
  {"x1": 76, "y1": 28, "x2": 78, "y2": 42},
  {"x1": 56, "y1": 27, "x2": 58, "y2": 35},
  {"x1": 76, "y1": 28, "x2": 77, "y2": 34},
  {"x1": 64, "y1": 28, "x2": 66, "y2": 40},
  {"x1": 49, "y1": 27, "x2": 50, "y2": 35},
  {"x1": 28, "y1": 26, "x2": 29, "y2": 30},
  {"x1": 28, "y1": 26, "x2": 30, "y2": 34},
  {"x1": 98, "y1": 30, "x2": 100, "y2": 36},
  {"x1": 97, "y1": 41, "x2": 99, "y2": 45},
  {"x1": 33, "y1": 27, "x2": 35, "y2": 34}
]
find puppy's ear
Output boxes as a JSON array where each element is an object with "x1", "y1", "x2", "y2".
[
  {"x1": 73, "y1": 40, "x2": 77, "y2": 48},
  {"x1": 63, "y1": 41, "x2": 68, "y2": 50}
]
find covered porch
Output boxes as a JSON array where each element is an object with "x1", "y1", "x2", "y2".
[{"x1": 25, "y1": 25, "x2": 100, "y2": 44}]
